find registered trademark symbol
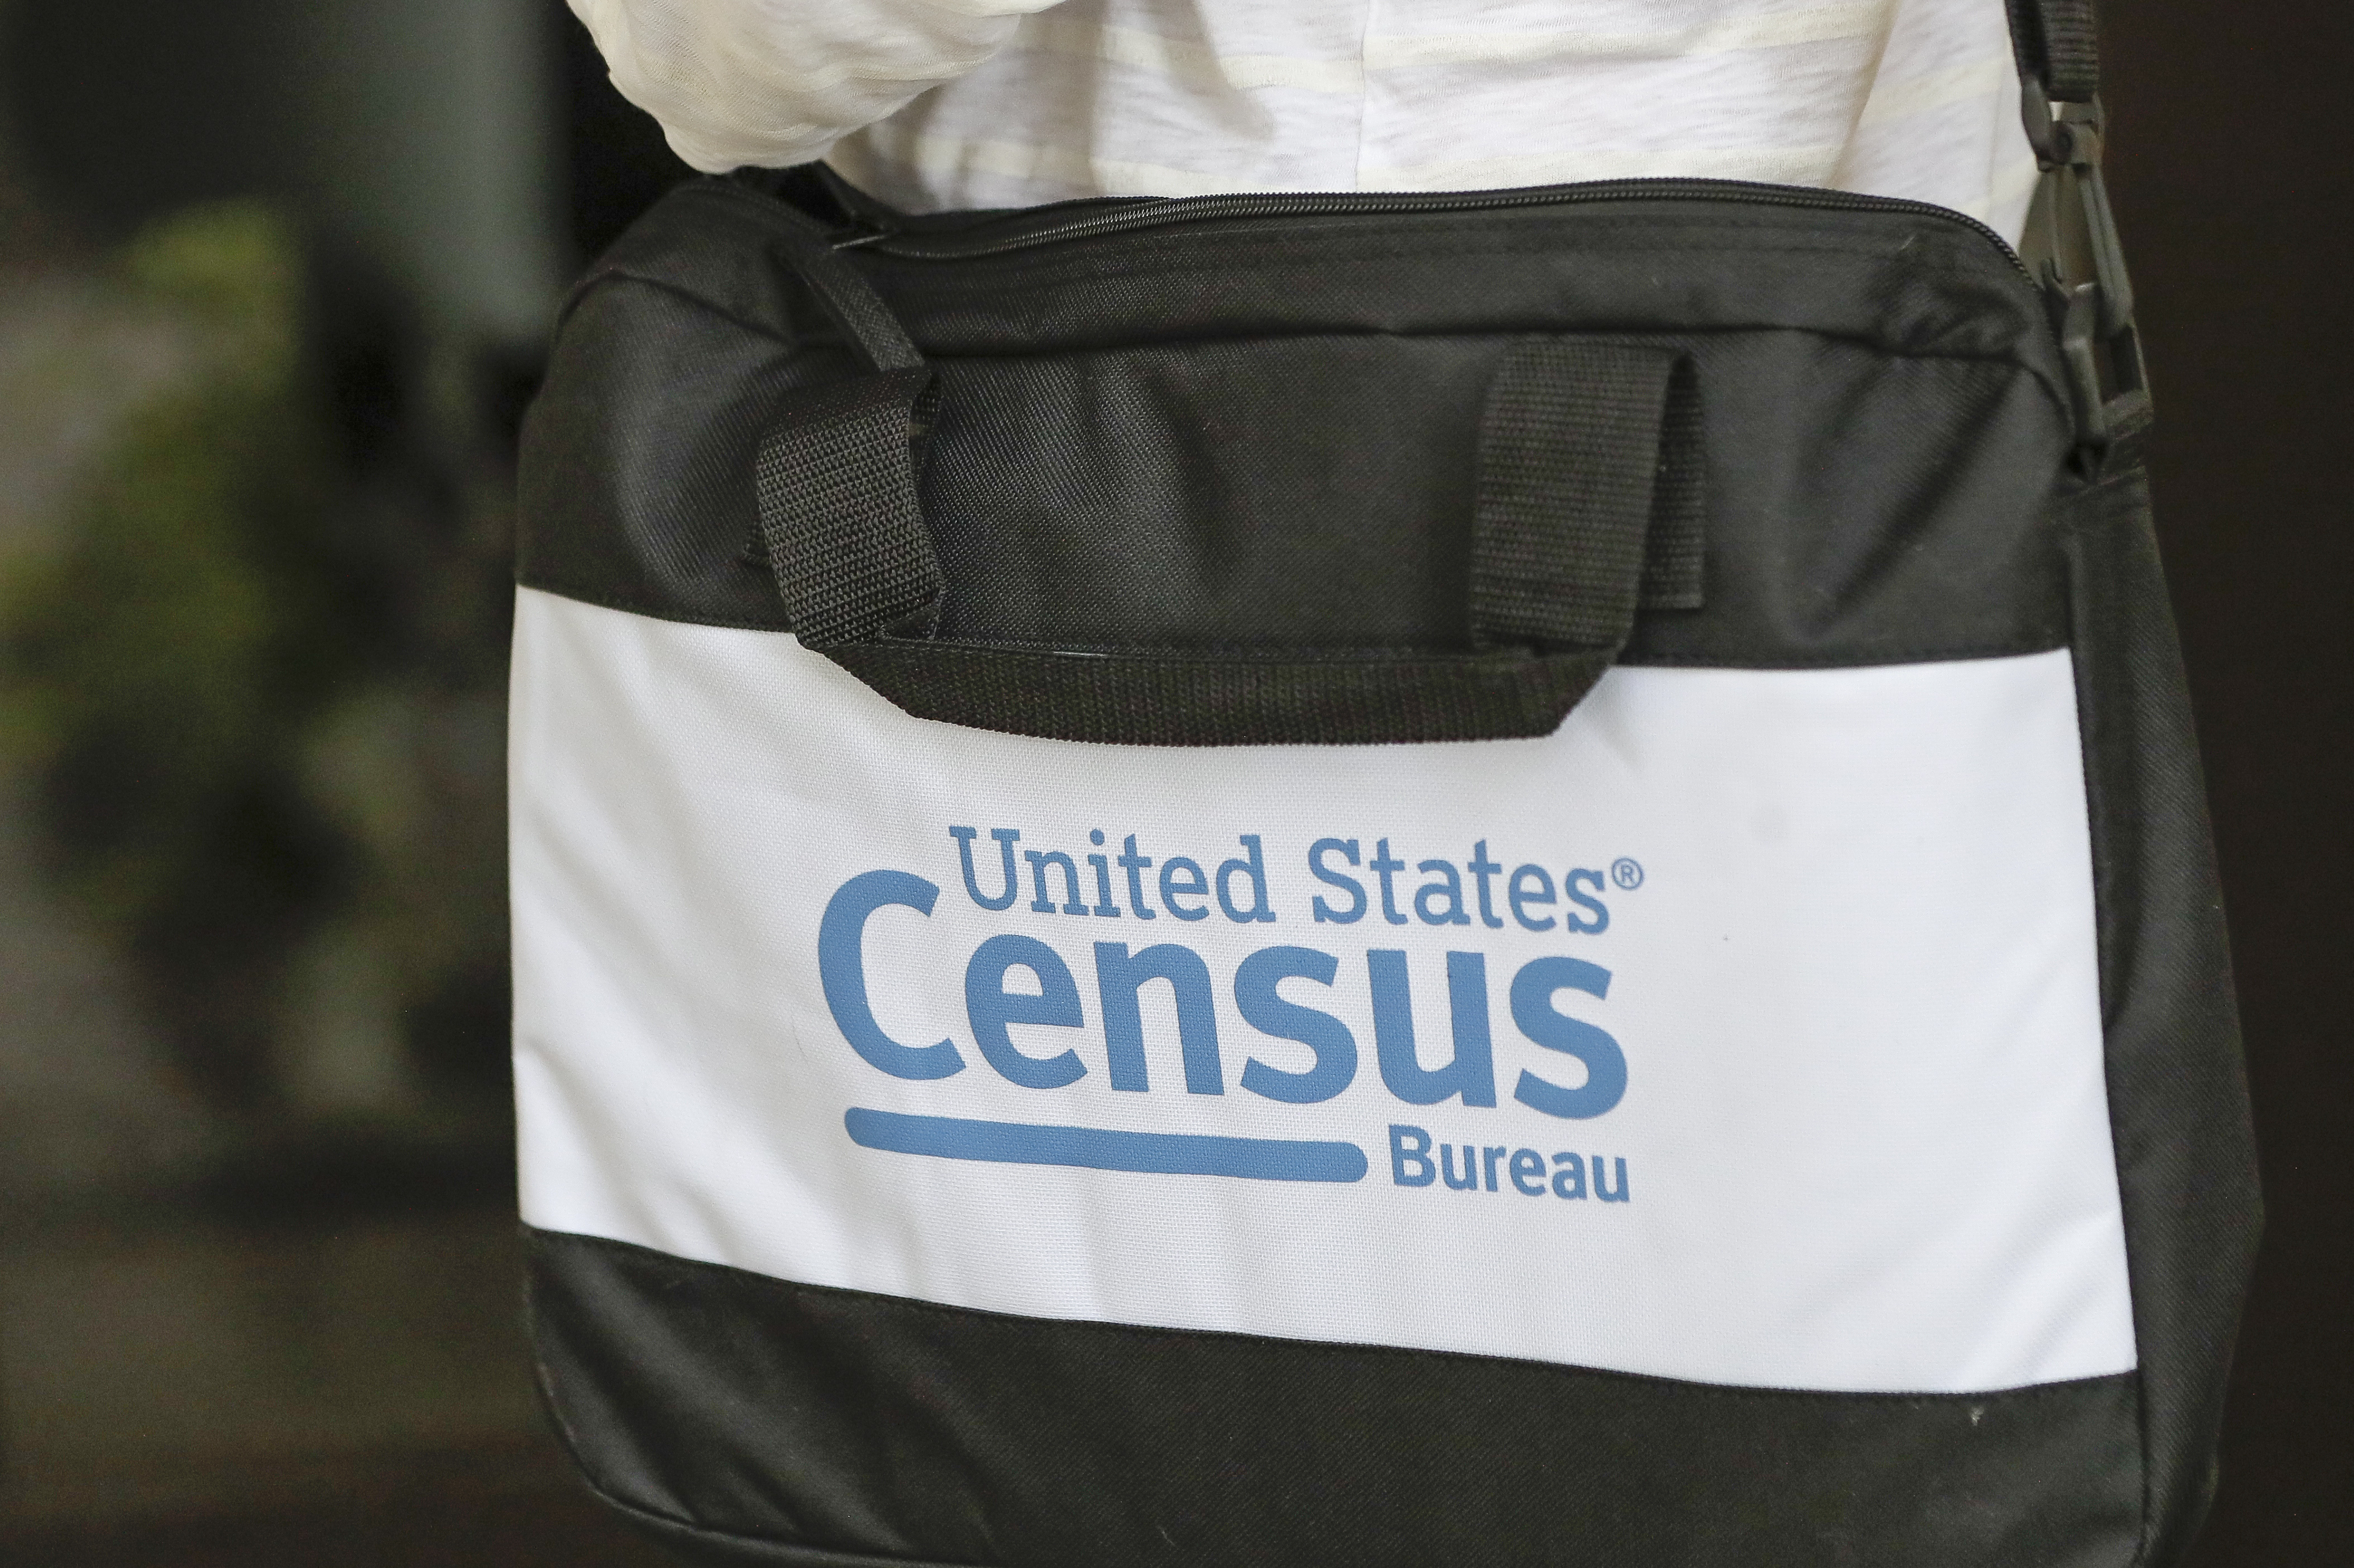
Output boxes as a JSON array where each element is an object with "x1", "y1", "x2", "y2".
[{"x1": 1610, "y1": 857, "x2": 1644, "y2": 890}]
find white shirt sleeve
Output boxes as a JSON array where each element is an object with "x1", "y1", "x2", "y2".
[{"x1": 568, "y1": 0, "x2": 1066, "y2": 174}]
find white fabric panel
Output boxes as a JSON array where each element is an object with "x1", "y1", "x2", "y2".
[
  {"x1": 575, "y1": 0, "x2": 2037, "y2": 245},
  {"x1": 511, "y1": 588, "x2": 2135, "y2": 1394}
]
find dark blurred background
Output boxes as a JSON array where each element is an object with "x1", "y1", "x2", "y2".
[
  {"x1": 0, "y1": 1, "x2": 2342, "y2": 1564},
  {"x1": 0, "y1": 3, "x2": 685, "y2": 1561}
]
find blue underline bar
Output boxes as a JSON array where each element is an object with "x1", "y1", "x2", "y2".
[{"x1": 845, "y1": 1108, "x2": 1369, "y2": 1183}]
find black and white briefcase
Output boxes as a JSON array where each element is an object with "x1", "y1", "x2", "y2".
[{"x1": 510, "y1": 4, "x2": 2257, "y2": 1562}]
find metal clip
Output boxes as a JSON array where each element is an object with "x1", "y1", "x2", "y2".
[{"x1": 2020, "y1": 82, "x2": 2152, "y2": 463}]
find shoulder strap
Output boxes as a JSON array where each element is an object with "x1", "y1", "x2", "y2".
[{"x1": 2006, "y1": 0, "x2": 2101, "y2": 105}]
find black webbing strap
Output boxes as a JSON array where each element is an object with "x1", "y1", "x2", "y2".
[
  {"x1": 1642, "y1": 363, "x2": 1707, "y2": 608},
  {"x1": 752, "y1": 213, "x2": 945, "y2": 645},
  {"x1": 757, "y1": 333, "x2": 1699, "y2": 747},
  {"x1": 1475, "y1": 342, "x2": 1700, "y2": 646},
  {"x1": 2007, "y1": 0, "x2": 2100, "y2": 103},
  {"x1": 765, "y1": 217, "x2": 924, "y2": 373},
  {"x1": 823, "y1": 641, "x2": 1622, "y2": 748},
  {"x1": 755, "y1": 368, "x2": 940, "y2": 647}
]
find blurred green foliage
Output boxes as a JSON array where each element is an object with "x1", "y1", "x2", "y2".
[
  {"x1": 7, "y1": 208, "x2": 332, "y2": 923},
  {"x1": 0, "y1": 202, "x2": 513, "y2": 1129}
]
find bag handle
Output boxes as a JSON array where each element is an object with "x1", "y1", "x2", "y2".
[{"x1": 753, "y1": 222, "x2": 1702, "y2": 748}]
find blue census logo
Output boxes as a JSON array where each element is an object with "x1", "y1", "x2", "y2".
[{"x1": 819, "y1": 826, "x2": 1638, "y2": 1200}]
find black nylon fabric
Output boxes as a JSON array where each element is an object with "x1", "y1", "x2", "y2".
[
  {"x1": 516, "y1": 276, "x2": 850, "y2": 631},
  {"x1": 2063, "y1": 470, "x2": 2262, "y2": 1567},
  {"x1": 528, "y1": 1227, "x2": 2146, "y2": 1568},
  {"x1": 917, "y1": 334, "x2": 1707, "y2": 652}
]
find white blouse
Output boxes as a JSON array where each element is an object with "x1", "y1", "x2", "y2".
[{"x1": 570, "y1": 0, "x2": 2038, "y2": 244}]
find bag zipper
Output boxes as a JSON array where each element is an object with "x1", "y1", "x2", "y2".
[
  {"x1": 744, "y1": 167, "x2": 2129, "y2": 460},
  {"x1": 825, "y1": 178, "x2": 2031, "y2": 283}
]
